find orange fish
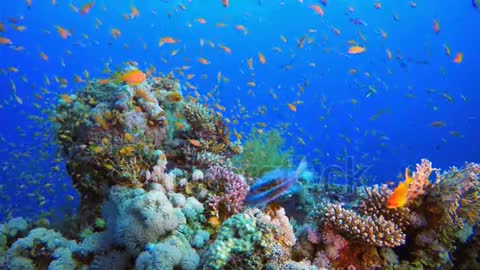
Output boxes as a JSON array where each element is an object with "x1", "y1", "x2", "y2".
[
  {"x1": 130, "y1": 6, "x2": 139, "y2": 19},
  {"x1": 115, "y1": 70, "x2": 146, "y2": 86},
  {"x1": 55, "y1": 26, "x2": 71, "y2": 39},
  {"x1": 453, "y1": 52, "x2": 463, "y2": 64},
  {"x1": 158, "y1": 37, "x2": 178, "y2": 46},
  {"x1": 0, "y1": 37, "x2": 12, "y2": 45},
  {"x1": 221, "y1": 0, "x2": 229, "y2": 8},
  {"x1": 199, "y1": 58, "x2": 210, "y2": 65},
  {"x1": 347, "y1": 45, "x2": 366, "y2": 54},
  {"x1": 287, "y1": 103, "x2": 297, "y2": 112},
  {"x1": 386, "y1": 168, "x2": 413, "y2": 209},
  {"x1": 433, "y1": 19, "x2": 440, "y2": 34},
  {"x1": 219, "y1": 45, "x2": 231, "y2": 54},
  {"x1": 188, "y1": 139, "x2": 202, "y2": 147},
  {"x1": 258, "y1": 52, "x2": 266, "y2": 64},
  {"x1": 80, "y1": 1, "x2": 94, "y2": 15},
  {"x1": 310, "y1": 5, "x2": 324, "y2": 16},
  {"x1": 111, "y1": 28, "x2": 121, "y2": 39},
  {"x1": 235, "y1": 25, "x2": 248, "y2": 35},
  {"x1": 39, "y1": 51, "x2": 48, "y2": 61}
]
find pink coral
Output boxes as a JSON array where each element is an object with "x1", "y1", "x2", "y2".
[
  {"x1": 206, "y1": 166, "x2": 249, "y2": 220},
  {"x1": 322, "y1": 226, "x2": 349, "y2": 260},
  {"x1": 407, "y1": 159, "x2": 437, "y2": 202},
  {"x1": 261, "y1": 206, "x2": 296, "y2": 247}
]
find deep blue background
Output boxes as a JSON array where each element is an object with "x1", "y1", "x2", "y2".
[{"x1": 0, "y1": 0, "x2": 479, "y2": 221}]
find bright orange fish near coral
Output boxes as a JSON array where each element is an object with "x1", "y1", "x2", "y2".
[
  {"x1": 105, "y1": 70, "x2": 146, "y2": 86},
  {"x1": 386, "y1": 168, "x2": 413, "y2": 209}
]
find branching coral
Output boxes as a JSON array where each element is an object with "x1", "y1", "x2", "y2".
[
  {"x1": 323, "y1": 203, "x2": 406, "y2": 247},
  {"x1": 205, "y1": 166, "x2": 249, "y2": 221},
  {"x1": 407, "y1": 158, "x2": 437, "y2": 203},
  {"x1": 359, "y1": 184, "x2": 411, "y2": 230}
]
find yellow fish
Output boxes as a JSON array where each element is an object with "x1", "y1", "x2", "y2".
[{"x1": 386, "y1": 168, "x2": 413, "y2": 209}]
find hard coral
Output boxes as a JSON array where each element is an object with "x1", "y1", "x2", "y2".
[
  {"x1": 359, "y1": 184, "x2": 411, "y2": 230},
  {"x1": 323, "y1": 203, "x2": 406, "y2": 247},
  {"x1": 407, "y1": 159, "x2": 437, "y2": 203},
  {"x1": 205, "y1": 166, "x2": 249, "y2": 221},
  {"x1": 203, "y1": 208, "x2": 290, "y2": 270}
]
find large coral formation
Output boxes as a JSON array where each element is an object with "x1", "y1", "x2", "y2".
[
  {"x1": 2, "y1": 66, "x2": 479, "y2": 270},
  {"x1": 295, "y1": 159, "x2": 480, "y2": 270},
  {"x1": 396, "y1": 162, "x2": 480, "y2": 269}
]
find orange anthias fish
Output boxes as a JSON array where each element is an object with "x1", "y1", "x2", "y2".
[
  {"x1": 158, "y1": 37, "x2": 179, "y2": 46},
  {"x1": 55, "y1": 26, "x2": 71, "y2": 39},
  {"x1": 221, "y1": 0, "x2": 229, "y2": 8},
  {"x1": 115, "y1": 70, "x2": 146, "y2": 86},
  {"x1": 80, "y1": 1, "x2": 95, "y2": 15},
  {"x1": 348, "y1": 45, "x2": 366, "y2": 54},
  {"x1": 386, "y1": 168, "x2": 413, "y2": 209}
]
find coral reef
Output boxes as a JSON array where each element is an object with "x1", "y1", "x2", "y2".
[{"x1": 2, "y1": 66, "x2": 479, "y2": 270}]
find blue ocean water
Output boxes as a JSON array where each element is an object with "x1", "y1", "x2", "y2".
[{"x1": 0, "y1": 0, "x2": 478, "y2": 222}]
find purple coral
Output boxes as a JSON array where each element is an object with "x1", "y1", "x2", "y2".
[{"x1": 206, "y1": 166, "x2": 249, "y2": 219}]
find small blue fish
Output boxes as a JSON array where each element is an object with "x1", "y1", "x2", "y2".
[{"x1": 245, "y1": 157, "x2": 307, "y2": 207}]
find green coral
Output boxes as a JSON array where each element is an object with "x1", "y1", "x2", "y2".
[{"x1": 234, "y1": 129, "x2": 293, "y2": 178}]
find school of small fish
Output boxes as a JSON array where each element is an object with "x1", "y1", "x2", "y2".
[{"x1": 0, "y1": 0, "x2": 475, "y2": 218}]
